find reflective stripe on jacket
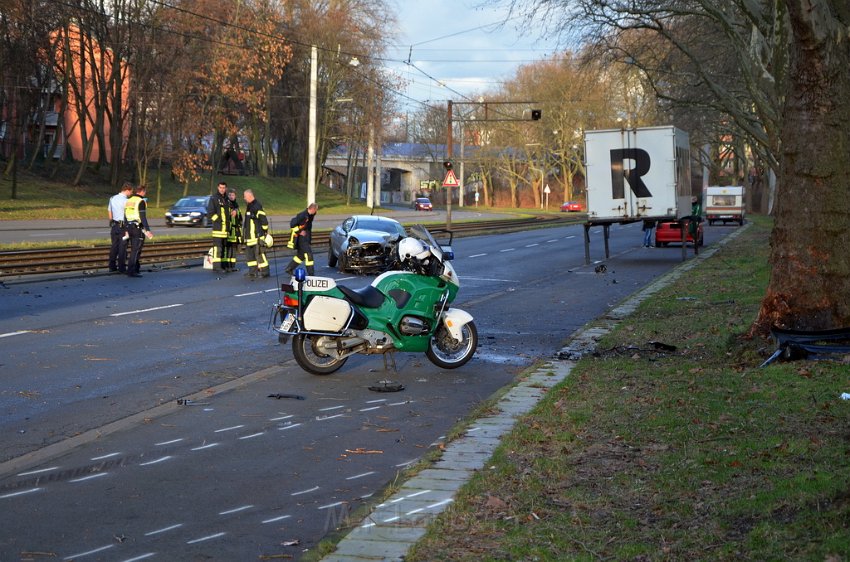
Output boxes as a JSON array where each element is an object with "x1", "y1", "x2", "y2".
[
  {"x1": 243, "y1": 200, "x2": 268, "y2": 246},
  {"x1": 208, "y1": 193, "x2": 230, "y2": 238}
]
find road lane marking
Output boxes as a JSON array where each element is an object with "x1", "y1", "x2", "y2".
[
  {"x1": 69, "y1": 472, "x2": 108, "y2": 483},
  {"x1": 366, "y1": 399, "x2": 386, "y2": 404},
  {"x1": 346, "y1": 471, "x2": 376, "y2": 480},
  {"x1": 139, "y1": 456, "x2": 171, "y2": 466},
  {"x1": 186, "y1": 532, "x2": 226, "y2": 544},
  {"x1": 190, "y1": 443, "x2": 219, "y2": 451},
  {"x1": 0, "y1": 330, "x2": 31, "y2": 339},
  {"x1": 269, "y1": 414, "x2": 293, "y2": 421},
  {"x1": 468, "y1": 253, "x2": 487, "y2": 258},
  {"x1": 291, "y1": 486, "x2": 319, "y2": 496},
  {"x1": 219, "y1": 505, "x2": 253, "y2": 515},
  {"x1": 64, "y1": 544, "x2": 114, "y2": 560},
  {"x1": 144, "y1": 523, "x2": 183, "y2": 536},
  {"x1": 461, "y1": 277, "x2": 517, "y2": 282},
  {"x1": 428, "y1": 499, "x2": 453, "y2": 509},
  {"x1": 319, "y1": 405, "x2": 345, "y2": 411},
  {"x1": 18, "y1": 466, "x2": 59, "y2": 476},
  {"x1": 119, "y1": 554, "x2": 155, "y2": 562},
  {"x1": 388, "y1": 400, "x2": 412, "y2": 406},
  {"x1": 499, "y1": 248, "x2": 515, "y2": 252},
  {"x1": 278, "y1": 423, "x2": 302, "y2": 431},
  {"x1": 214, "y1": 425, "x2": 244, "y2": 433},
  {"x1": 316, "y1": 413, "x2": 344, "y2": 421},
  {"x1": 359, "y1": 406, "x2": 381, "y2": 412},
  {"x1": 91, "y1": 453, "x2": 120, "y2": 461},
  {"x1": 262, "y1": 515, "x2": 291, "y2": 524},
  {"x1": 238, "y1": 432, "x2": 265, "y2": 440},
  {"x1": 235, "y1": 290, "x2": 263, "y2": 297},
  {"x1": 525, "y1": 243, "x2": 539, "y2": 247},
  {"x1": 110, "y1": 303, "x2": 183, "y2": 317},
  {"x1": 0, "y1": 487, "x2": 41, "y2": 499},
  {"x1": 318, "y1": 501, "x2": 345, "y2": 510},
  {"x1": 155, "y1": 438, "x2": 183, "y2": 446}
]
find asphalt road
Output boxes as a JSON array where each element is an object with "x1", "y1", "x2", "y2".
[{"x1": 0, "y1": 220, "x2": 734, "y2": 560}]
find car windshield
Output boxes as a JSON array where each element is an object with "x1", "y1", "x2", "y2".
[
  {"x1": 356, "y1": 218, "x2": 405, "y2": 236},
  {"x1": 175, "y1": 197, "x2": 207, "y2": 207},
  {"x1": 416, "y1": 198, "x2": 430, "y2": 204}
]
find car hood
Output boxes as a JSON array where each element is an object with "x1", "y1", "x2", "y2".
[
  {"x1": 168, "y1": 205, "x2": 207, "y2": 213},
  {"x1": 347, "y1": 229, "x2": 400, "y2": 244}
]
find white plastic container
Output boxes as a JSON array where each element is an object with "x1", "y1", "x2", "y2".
[{"x1": 303, "y1": 296, "x2": 352, "y2": 332}]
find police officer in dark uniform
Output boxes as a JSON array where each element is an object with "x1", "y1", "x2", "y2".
[
  {"x1": 285, "y1": 202, "x2": 318, "y2": 275},
  {"x1": 124, "y1": 185, "x2": 154, "y2": 277},
  {"x1": 207, "y1": 181, "x2": 230, "y2": 272},
  {"x1": 107, "y1": 182, "x2": 133, "y2": 273}
]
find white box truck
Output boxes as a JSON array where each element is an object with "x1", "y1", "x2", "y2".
[
  {"x1": 704, "y1": 185, "x2": 745, "y2": 225},
  {"x1": 584, "y1": 126, "x2": 692, "y2": 221}
]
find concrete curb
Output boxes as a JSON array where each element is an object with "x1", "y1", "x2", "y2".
[{"x1": 319, "y1": 223, "x2": 751, "y2": 561}]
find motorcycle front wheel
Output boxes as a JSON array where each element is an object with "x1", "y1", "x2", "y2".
[
  {"x1": 426, "y1": 320, "x2": 478, "y2": 369},
  {"x1": 292, "y1": 334, "x2": 348, "y2": 375}
]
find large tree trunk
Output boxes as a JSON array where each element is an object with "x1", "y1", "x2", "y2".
[{"x1": 753, "y1": 0, "x2": 850, "y2": 333}]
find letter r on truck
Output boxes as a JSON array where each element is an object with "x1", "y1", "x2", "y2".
[{"x1": 610, "y1": 148, "x2": 652, "y2": 199}]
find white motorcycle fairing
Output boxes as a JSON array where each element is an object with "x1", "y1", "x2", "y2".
[{"x1": 442, "y1": 308, "x2": 474, "y2": 342}]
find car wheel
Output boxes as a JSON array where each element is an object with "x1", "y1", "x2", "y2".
[
  {"x1": 328, "y1": 243, "x2": 338, "y2": 268},
  {"x1": 338, "y1": 252, "x2": 349, "y2": 273}
]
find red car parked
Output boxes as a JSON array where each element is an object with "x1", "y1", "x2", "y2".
[
  {"x1": 655, "y1": 219, "x2": 704, "y2": 247},
  {"x1": 412, "y1": 197, "x2": 433, "y2": 211},
  {"x1": 560, "y1": 201, "x2": 582, "y2": 212}
]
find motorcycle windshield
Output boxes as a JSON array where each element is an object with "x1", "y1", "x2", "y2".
[{"x1": 409, "y1": 224, "x2": 444, "y2": 263}]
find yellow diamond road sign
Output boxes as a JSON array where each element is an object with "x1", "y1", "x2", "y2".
[{"x1": 442, "y1": 169, "x2": 460, "y2": 188}]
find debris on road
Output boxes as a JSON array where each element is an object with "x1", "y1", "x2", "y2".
[
  {"x1": 368, "y1": 380, "x2": 404, "y2": 392},
  {"x1": 268, "y1": 393, "x2": 306, "y2": 400}
]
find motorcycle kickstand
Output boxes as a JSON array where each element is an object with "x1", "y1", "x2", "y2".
[{"x1": 382, "y1": 351, "x2": 399, "y2": 375}]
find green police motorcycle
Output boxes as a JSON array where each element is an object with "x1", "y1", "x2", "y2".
[{"x1": 274, "y1": 225, "x2": 477, "y2": 375}]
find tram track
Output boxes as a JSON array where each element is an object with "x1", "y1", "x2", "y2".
[{"x1": 0, "y1": 216, "x2": 572, "y2": 278}]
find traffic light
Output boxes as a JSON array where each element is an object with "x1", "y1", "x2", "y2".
[
  {"x1": 531, "y1": 109, "x2": 542, "y2": 121},
  {"x1": 443, "y1": 160, "x2": 453, "y2": 170}
]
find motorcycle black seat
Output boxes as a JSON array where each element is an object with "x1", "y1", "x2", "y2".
[{"x1": 338, "y1": 284, "x2": 385, "y2": 308}]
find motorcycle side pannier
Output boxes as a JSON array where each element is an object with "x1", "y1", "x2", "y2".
[{"x1": 303, "y1": 296, "x2": 352, "y2": 332}]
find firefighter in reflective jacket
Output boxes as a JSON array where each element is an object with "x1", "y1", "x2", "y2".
[
  {"x1": 207, "y1": 181, "x2": 230, "y2": 271},
  {"x1": 224, "y1": 188, "x2": 242, "y2": 272},
  {"x1": 285, "y1": 202, "x2": 318, "y2": 275},
  {"x1": 124, "y1": 184, "x2": 154, "y2": 277},
  {"x1": 242, "y1": 189, "x2": 270, "y2": 278}
]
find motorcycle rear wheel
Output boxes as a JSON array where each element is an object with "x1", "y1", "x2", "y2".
[
  {"x1": 426, "y1": 320, "x2": 478, "y2": 369},
  {"x1": 292, "y1": 334, "x2": 348, "y2": 375}
]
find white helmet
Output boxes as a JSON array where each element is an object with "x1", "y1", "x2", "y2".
[{"x1": 398, "y1": 237, "x2": 431, "y2": 261}]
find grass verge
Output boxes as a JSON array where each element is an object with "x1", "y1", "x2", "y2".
[{"x1": 407, "y1": 215, "x2": 850, "y2": 561}]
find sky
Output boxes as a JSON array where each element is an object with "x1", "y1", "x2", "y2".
[{"x1": 384, "y1": 0, "x2": 566, "y2": 111}]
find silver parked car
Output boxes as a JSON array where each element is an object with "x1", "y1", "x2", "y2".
[{"x1": 328, "y1": 215, "x2": 407, "y2": 274}]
